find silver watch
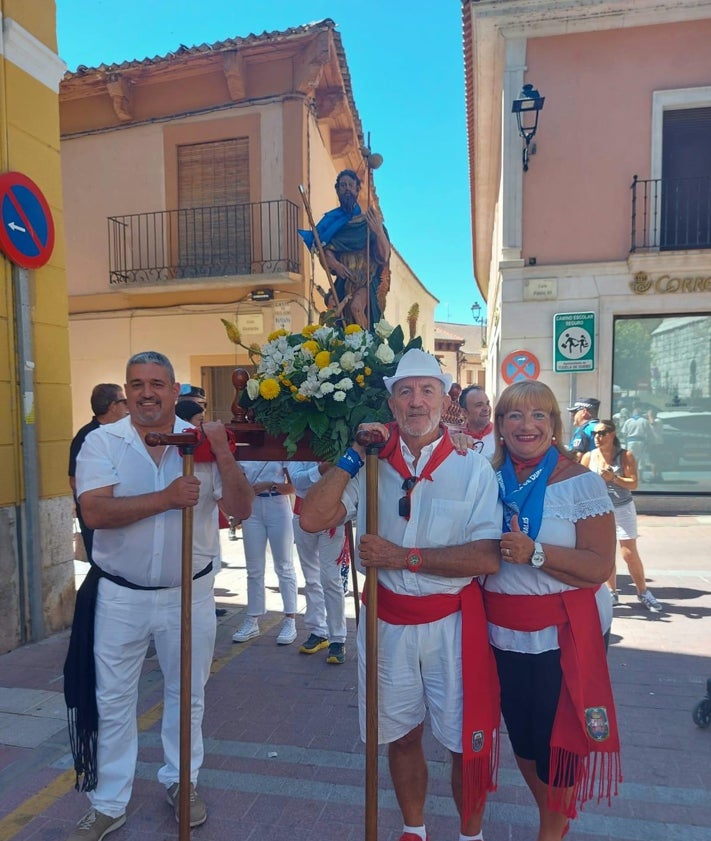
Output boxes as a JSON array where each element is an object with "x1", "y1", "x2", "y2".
[{"x1": 530, "y1": 542, "x2": 545, "y2": 568}]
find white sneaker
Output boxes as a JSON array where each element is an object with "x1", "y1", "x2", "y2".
[
  {"x1": 276, "y1": 617, "x2": 297, "y2": 645},
  {"x1": 232, "y1": 616, "x2": 260, "y2": 643}
]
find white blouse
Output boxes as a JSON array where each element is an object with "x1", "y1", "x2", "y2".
[{"x1": 484, "y1": 470, "x2": 613, "y2": 654}]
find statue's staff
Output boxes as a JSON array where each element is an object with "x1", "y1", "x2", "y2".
[
  {"x1": 298, "y1": 184, "x2": 349, "y2": 318},
  {"x1": 360, "y1": 138, "x2": 383, "y2": 329}
]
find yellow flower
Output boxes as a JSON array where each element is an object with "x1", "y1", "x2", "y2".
[
  {"x1": 302, "y1": 324, "x2": 319, "y2": 337},
  {"x1": 267, "y1": 329, "x2": 288, "y2": 342},
  {"x1": 259, "y1": 378, "x2": 281, "y2": 400},
  {"x1": 314, "y1": 350, "x2": 331, "y2": 369},
  {"x1": 295, "y1": 393, "x2": 308, "y2": 402},
  {"x1": 364, "y1": 366, "x2": 372, "y2": 376},
  {"x1": 356, "y1": 374, "x2": 365, "y2": 386},
  {"x1": 302, "y1": 340, "x2": 319, "y2": 355},
  {"x1": 290, "y1": 385, "x2": 298, "y2": 393},
  {"x1": 344, "y1": 324, "x2": 362, "y2": 334}
]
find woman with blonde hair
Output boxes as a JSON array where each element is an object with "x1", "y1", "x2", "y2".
[
  {"x1": 581, "y1": 419, "x2": 662, "y2": 613},
  {"x1": 482, "y1": 380, "x2": 620, "y2": 841}
]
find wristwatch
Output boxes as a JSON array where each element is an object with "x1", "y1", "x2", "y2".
[
  {"x1": 405, "y1": 548, "x2": 423, "y2": 572},
  {"x1": 530, "y1": 542, "x2": 545, "y2": 568}
]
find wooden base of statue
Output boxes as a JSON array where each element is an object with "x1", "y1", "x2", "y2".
[{"x1": 225, "y1": 368, "x2": 321, "y2": 461}]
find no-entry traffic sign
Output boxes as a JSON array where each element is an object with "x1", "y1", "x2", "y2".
[
  {"x1": 501, "y1": 349, "x2": 541, "y2": 384},
  {"x1": 0, "y1": 172, "x2": 55, "y2": 269}
]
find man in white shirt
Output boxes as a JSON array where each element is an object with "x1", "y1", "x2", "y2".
[
  {"x1": 67, "y1": 351, "x2": 253, "y2": 841},
  {"x1": 460, "y1": 385, "x2": 496, "y2": 461},
  {"x1": 300, "y1": 349, "x2": 502, "y2": 841}
]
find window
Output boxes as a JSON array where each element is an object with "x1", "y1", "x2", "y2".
[
  {"x1": 177, "y1": 138, "x2": 251, "y2": 275},
  {"x1": 612, "y1": 315, "x2": 711, "y2": 494},
  {"x1": 660, "y1": 108, "x2": 711, "y2": 249}
]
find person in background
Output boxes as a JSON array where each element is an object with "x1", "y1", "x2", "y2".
[
  {"x1": 566, "y1": 397, "x2": 600, "y2": 460},
  {"x1": 441, "y1": 382, "x2": 467, "y2": 430},
  {"x1": 68, "y1": 383, "x2": 129, "y2": 563},
  {"x1": 582, "y1": 419, "x2": 663, "y2": 613},
  {"x1": 300, "y1": 348, "x2": 502, "y2": 841},
  {"x1": 66, "y1": 351, "x2": 253, "y2": 841},
  {"x1": 231, "y1": 461, "x2": 299, "y2": 646},
  {"x1": 645, "y1": 408, "x2": 665, "y2": 482},
  {"x1": 460, "y1": 385, "x2": 496, "y2": 461},
  {"x1": 177, "y1": 384, "x2": 207, "y2": 411},
  {"x1": 290, "y1": 461, "x2": 349, "y2": 665},
  {"x1": 483, "y1": 381, "x2": 620, "y2": 841},
  {"x1": 175, "y1": 400, "x2": 205, "y2": 426},
  {"x1": 621, "y1": 405, "x2": 650, "y2": 476}
]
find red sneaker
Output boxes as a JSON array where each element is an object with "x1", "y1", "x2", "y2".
[{"x1": 399, "y1": 834, "x2": 429, "y2": 841}]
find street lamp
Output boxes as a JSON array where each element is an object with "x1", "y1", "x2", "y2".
[
  {"x1": 471, "y1": 302, "x2": 487, "y2": 345},
  {"x1": 512, "y1": 83, "x2": 545, "y2": 172}
]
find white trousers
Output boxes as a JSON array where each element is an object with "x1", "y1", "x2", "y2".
[
  {"x1": 241, "y1": 494, "x2": 297, "y2": 615},
  {"x1": 88, "y1": 573, "x2": 216, "y2": 817},
  {"x1": 293, "y1": 516, "x2": 347, "y2": 643}
]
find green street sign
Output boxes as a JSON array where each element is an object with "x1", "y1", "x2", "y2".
[{"x1": 553, "y1": 312, "x2": 595, "y2": 372}]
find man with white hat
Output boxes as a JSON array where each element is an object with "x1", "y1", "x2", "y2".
[
  {"x1": 567, "y1": 396, "x2": 601, "y2": 459},
  {"x1": 300, "y1": 348, "x2": 502, "y2": 841}
]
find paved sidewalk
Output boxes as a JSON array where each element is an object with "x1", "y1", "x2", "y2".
[{"x1": 0, "y1": 515, "x2": 709, "y2": 841}]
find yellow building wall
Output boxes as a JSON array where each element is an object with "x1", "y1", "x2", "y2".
[{"x1": 0, "y1": 1, "x2": 74, "y2": 650}]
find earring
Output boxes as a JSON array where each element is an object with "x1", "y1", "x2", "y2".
[
  {"x1": 551, "y1": 435, "x2": 556, "y2": 443},
  {"x1": 499, "y1": 436, "x2": 505, "y2": 444}
]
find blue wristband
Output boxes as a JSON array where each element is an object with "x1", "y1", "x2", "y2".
[{"x1": 337, "y1": 447, "x2": 364, "y2": 478}]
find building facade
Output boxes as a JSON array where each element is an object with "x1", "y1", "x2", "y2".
[
  {"x1": 0, "y1": 1, "x2": 74, "y2": 651},
  {"x1": 60, "y1": 20, "x2": 436, "y2": 428},
  {"x1": 464, "y1": 0, "x2": 711, "y2": 504}
]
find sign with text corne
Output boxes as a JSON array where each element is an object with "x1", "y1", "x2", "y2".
[
  {"x1": 0, "y1": 172, "x2": 55, "y2": 269},
  {"x1": 553, "y1": 311, "x2": 595, "y2": 373}
]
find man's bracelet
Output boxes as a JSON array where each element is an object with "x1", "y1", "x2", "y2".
[{"x1": 337, "y1": 447, "x2": 364, "y2": 478}]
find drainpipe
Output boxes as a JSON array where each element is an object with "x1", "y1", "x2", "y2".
[{"x1": 14, "y1": 264, "x2": 45, "y2": 642}]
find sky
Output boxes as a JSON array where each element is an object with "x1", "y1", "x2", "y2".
[{"x1": 56, "y1": 0, "x2": 485, "y2": 326}]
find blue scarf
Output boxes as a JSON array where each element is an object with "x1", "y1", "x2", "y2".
[
  {"x1": 298, "y1": 202, "x2": 362, "y2": 251},
  {"x1": 497, "y1": 446, "x2": 560, "y2": 539}
]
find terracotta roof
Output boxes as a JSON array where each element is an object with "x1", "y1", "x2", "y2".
[{"x1": 67, "y1": 19, "x2": 340, "y2": 77}]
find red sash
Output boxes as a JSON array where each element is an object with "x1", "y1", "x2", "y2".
[
  {"x1": 363, "y1": 581, "x2": 500, "y2": 820},
  {"x1": 483, "y1": 587, "x2": 622, "y2": 818}
]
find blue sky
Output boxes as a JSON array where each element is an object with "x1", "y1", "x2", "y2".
[{"x1": 56, "y1": 0, "x2": 484, "y2": 326}]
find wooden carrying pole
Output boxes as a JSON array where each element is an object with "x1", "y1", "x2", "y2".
[
  {"x1": 145, "y1": 431, "x2": 196, "y2": 841},
  {"x1": 355, "y1": 429, "x2": 385, "y2": 841}
]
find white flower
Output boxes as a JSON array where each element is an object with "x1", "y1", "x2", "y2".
[
  {"x1": 319, "y1": 381, "x2": 335, "y2": 395},
  {"x1": 318, "y1": 363, "x2": 341, "y2": 380},
  {"x1": 375, "y1": 343, "x2": 395, "y2": 363},
  {"x1": 339, "y1": 351, "x2": 357, "y2": 372},
  {"x1": 333, "y1": 391, "x2": 346, "y2": 402},
  {"x1": 246, "y1": 378, "x2": 260, "y2": 400},
  {"x1": 335, "y1": 378, "x2": 353, "y2": 391},
  {"x1": 374, "y1": 319, "x2": 394, "y2": 339}
]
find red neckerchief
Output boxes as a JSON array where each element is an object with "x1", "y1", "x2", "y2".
[
  {"x1": 378, "y1": 422, "x2": 454, "y2": 481},
  {"x1": 482, "y1": 587, "x2": 621, "y2": 820},
  {"x1": 468, "y1": 421, "x2": 493, "y2": 441}
]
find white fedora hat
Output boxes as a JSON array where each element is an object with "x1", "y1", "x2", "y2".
[{"x1": 382, "y1": 348, "x2": 452, "y2": 394}]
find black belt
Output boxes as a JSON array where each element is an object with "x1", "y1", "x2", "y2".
[
  {"x1": 99, "y1": 560, "x2": 213, "y2": 591},
  {"x1": 257, "y1": 491, "x2": 281, "y2": 497}
]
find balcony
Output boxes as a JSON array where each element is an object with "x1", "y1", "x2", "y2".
[
  {"x1": 630, "y1": 175, "x2": 711, "y2": 252},
  {"x1": 108, "y1": 199, "x2": 300, "y2": 285}
]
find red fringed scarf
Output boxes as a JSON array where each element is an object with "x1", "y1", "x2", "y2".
[
  {"x1": 364, "y1": 581, "x2": 500, "y2": 821},
  {"x1": 482, "y1": 587, "x2": 622, "y2": 819},
  {"x1": 467, "y1": 421, "x2": 494, "y2": 440}
]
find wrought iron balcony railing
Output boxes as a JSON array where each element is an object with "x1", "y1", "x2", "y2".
[
  {"x1": 108, "y1": 199, "x2": 300, "y2": 285},
  {"x1": 630, "y1": 175, "x2": 711, "y2": 252}
]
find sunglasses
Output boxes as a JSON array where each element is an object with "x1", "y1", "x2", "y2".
[
  {"x1": 398, "y1": 476, "x2": 418, "y2": 519},
  {"x1": 593, "y1": 430, "x2": 611, "y2": 437}
]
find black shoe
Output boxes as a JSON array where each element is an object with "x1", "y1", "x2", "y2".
[{"x1": 326, "y1": 642, "x2": 345, "y2": 665}]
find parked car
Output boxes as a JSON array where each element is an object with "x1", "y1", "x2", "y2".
[{"x1": 656, "y1": 411, "x2": 711, "y2": 468}]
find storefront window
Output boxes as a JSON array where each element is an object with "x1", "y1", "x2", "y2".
[{"x1": 612, "y1": 314, "x2": 711, "y2": 495}]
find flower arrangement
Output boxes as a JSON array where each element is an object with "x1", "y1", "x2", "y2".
[{"x1": 223, "y1": 318, "x2": 422, "y2": 461}]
